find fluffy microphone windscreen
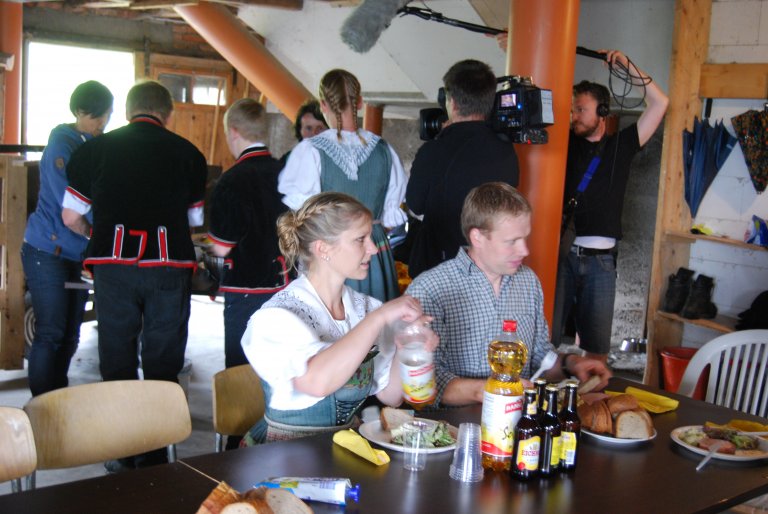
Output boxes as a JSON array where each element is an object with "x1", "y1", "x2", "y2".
[{"x1": 340, "y1": 0, "x2": 409, "y2": 53}]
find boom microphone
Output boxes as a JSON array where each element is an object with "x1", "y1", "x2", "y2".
[{"x1": 340, "y1": 0, "x2": 410, "y2": 54}]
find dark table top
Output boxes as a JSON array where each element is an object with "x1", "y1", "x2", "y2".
[{"x1": 2, "y1": 378, "x2": 767, "y2": 514}]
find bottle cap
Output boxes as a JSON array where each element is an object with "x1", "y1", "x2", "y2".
[
  {"x1": 502, "y1": 320, "x2": 517, "y2": 332},
  {"x1": 347, "y1": 483, "x2": 361, "y2": 503},
  {"x1": 533, "y1": 378, "x2": 547, "y2": 386},
  {"x1": 545, "y1": 384, "x2": 559, "y2": 392}
]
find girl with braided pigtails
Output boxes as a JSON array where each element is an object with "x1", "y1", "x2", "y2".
[
  {"x1": 240, "y1": 192, "x2": 434, "y2": 444},
  {"x1": 279, "y1": 69, "x2": 408, "y2": 303}
]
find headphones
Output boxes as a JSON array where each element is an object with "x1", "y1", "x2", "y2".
[{"x1": 597, "y1": 103, "x2": 610, "y2": 118}]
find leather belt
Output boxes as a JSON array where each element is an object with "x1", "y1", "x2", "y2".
[{"x1": 570, "y1": 245, "x2": 616, "y2": 256}]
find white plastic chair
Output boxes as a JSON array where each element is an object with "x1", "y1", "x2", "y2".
[{"x1": 678, "y1": 330, "x2": 768, "y2": 417}]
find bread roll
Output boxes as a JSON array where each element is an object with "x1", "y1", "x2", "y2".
[
  {"x1": 607, "y1": 394, "x2": 640, "y2": 415},
  {"x1": 221, "y1": 504, "x2": 261, "y2": 514},
  {"x1": 578, "y1": 400, "x2": 612, "y2": 434},
  {"x1": 613, "y1": 409, "x2": 653, "y2": 439}
]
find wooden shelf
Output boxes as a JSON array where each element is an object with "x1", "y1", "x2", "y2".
[
  {"x1": 665, "y1": 231, "x2": 768, "y2": 252},
  {"x1": 655, "y1": 310, "x2": 738, "y2": 334}
]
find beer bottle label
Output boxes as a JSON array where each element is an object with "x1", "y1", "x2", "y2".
[
  {"x1": 481, "y1": 392, "x2": 522, "y2": 457},
  {"x1": 515, "y1": 436, "x2": 540, "y2": 471},
  {"x1": 400, "y1": 362, "x2": 436, "y2": 404},
  {"x1": 561, "y1": 431, "x2": 578, "y2": 465},
  {"x1": 550, "y1": 435, "x2": 563, "y2": 467}
]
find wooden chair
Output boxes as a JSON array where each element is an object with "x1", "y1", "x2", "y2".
[
  {"x1": 678, "y1": 330, "x2": 768, "y2": 417},
  {"x1": 24, "y1": 380, "x2": 191, "y2": 470},
  {"x1": 0, "y1": 407, "x2": 37, "y2": 492},
  {"x1": 212, "y1": 364, "x2": 265, "y2": 452}
]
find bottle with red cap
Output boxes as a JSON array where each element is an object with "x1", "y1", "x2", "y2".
[{"x1": 480, "y1": 319, "x2": 529, "y2": 472}]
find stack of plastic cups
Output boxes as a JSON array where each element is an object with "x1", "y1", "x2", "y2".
[{"x1": 449, "y1": 423, "x2": 484, "y2": 482}]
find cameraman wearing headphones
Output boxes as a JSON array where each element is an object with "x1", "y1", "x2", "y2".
[
  {"x1": 553, "y1": 49, "x2": 668, "y2": 362},
  {"x1": 405, "y1": 59, "x2": 520, "y2": 279}
]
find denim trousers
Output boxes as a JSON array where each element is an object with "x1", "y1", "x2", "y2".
[
  {"x1": 553, "y1": 251, "x2": 617, "y2": 355},
  {"x1": 93, "y1": 264, "x2": 191, "y2": 382},
  {"x1": 223, "y1": 291, "x2": 275, "y2": 368},
  {"x1": 21, "y1": 242, "x2": 89, "y2": 396}
]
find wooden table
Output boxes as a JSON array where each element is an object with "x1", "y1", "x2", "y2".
[{"x1": 1, "y1": 378, "x2": 766, "y2": 514}]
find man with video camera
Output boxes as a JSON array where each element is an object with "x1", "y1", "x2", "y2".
[{"x1": 405, "y1": 59, "x2": 520, "y2": 278}]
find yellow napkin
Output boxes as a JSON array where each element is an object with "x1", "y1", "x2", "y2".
[
  {"x1": 605, "y1": 386, "x2": 679, "y2": 413},
  {"x1": 705, "y1": 419, "x2": 768, "y2": 432},
  {"x1": 333, "y1": 429, "x2": 390, "y2": 466}
]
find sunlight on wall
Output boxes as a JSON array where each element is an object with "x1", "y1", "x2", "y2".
[{"x1": 26, "y1": 42, "x2": 135, "y2": 145}]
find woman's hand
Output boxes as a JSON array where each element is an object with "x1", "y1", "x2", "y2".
[{"x1": 377, "y1": 294, "x2": 424, "y2": 326}]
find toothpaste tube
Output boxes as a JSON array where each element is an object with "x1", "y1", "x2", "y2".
[{"x1": 254, "y1": 477, "x2": 360, "y2": 506}]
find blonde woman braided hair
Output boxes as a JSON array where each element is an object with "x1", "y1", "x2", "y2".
[
  {"x1": 276, "y1": 192, "x2": 372, "y2": 272},
  {"x1": 318, "y1": 69, "x2": 367, "y2": 145}
]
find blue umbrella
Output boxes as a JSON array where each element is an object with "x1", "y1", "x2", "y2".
[{"x1": 682, "y1": 117, "x2": 737, "y2": 218}]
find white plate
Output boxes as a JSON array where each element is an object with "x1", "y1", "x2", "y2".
[
  {"x1": 670, "y1": 426, "x2": 768, "y2": 461},
  {"x1": 582, "y1": 428, "x2": 657, "y2": 445},
  {"x1": 358, "y1": 419, "x2": 458, "y2": 454}
]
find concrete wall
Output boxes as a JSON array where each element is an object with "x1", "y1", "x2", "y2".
[{"x1": 683, "y1": 0, "x2": 768, "y2": 347}]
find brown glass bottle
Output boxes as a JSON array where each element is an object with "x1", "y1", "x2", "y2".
[
  {"x1": 533, "y1": 378, "x2": 547, "y2": 424},
  {"x1": 481, "y1": 320, "x2": 528, "y2": 472},
  {"x1": 538, "y1": 384, "x2": 562, "y2": 477},
  {"x1": 558, "y1": 381, "x2": 581, "y2": 471},
  {"x1": 510, "y1": 389, "x2": 541, "y2": 480}
]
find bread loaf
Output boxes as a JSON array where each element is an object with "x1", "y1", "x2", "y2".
[
  {"x1": 607, "y1": 394, "x2": 640, "y2": 415},
  {"x1": 197, "y1": 483, "x2": 313, "y2": 514},
  {"x1": 578, "y1": 400, "x2": 612, "y2": 434},
  {"x1": 380, "y1": 407, "x2": 414, "y2": 431},
  {"x1": 613, "y1": 409, "x2": 654, "y2": 439}
]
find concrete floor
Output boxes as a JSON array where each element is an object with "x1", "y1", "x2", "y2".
[{"x1": 0, "y1": 295, "x2": 226, "y2": 496}]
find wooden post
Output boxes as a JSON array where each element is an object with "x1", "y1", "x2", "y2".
[
  {"x1": 507, "y1": 0, "x2": 580, "y2": 327},
  {"x1": 363, "y1": 104, "x2": 383, "y2": 136},
  {"x1": 0, "y1": 1, "x2": 23, "y2": 144},
  {"x1": 644, "y1": 0, "x2": 712, "y2": 386},
  {"x1": 0, "y1": 155, "x2": 28, "y2": 369}
]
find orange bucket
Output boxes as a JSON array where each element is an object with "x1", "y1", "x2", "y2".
[{"x1": 660, "y1": 347, "x2": 709, "y2": 400}]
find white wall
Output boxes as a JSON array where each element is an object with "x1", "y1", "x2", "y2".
[
  {"x1": 576, "y1": 0, "x2": 674, "y2": 96},
  {"x1": 683, "y1": 0, "x2": 768, "y2": 347}
]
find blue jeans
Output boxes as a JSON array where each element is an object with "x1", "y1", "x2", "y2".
[
  {"x1": 21, "y1": 243, "x2": 89, "y2": 396},
  {"x1": 224, "y1": 292, "x2": 274, "y2": 368},
  {"x1": 93, "y1": 264, "x2": 191, "y2": 382},
  {"x1": 553, "y1": 251, "x2": 617, "y2": 355}
]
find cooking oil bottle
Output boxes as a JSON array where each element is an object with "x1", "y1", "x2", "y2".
[{"x1": 481, "y1": 320, "x2": 528, "y2": 471}]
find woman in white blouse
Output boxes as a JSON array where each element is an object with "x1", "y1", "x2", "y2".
[
  {"x1": 241, "y1": 192, "x2": 434, "y2": 444},
  {"x1": 278, "y1": 69, "x2": 407, "y2": 303}
]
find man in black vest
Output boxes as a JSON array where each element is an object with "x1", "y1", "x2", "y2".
[
  {"x1": 405, "y1": 59, "x2": 519, "y2": 278},
  {"x1": 553, "y1": 50, "x2": 668, "y2": 362},
  {"x1": 63, "y1": 80, "x2": 207, "y2": 469}
]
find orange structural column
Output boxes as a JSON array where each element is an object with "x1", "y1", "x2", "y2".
[
  {"x1": 175, "y1": 2, "x2": 312, "y2": 120},
  {"x1": 363, "y1": 103, "x2": 383, "y2": 135},
  {"x1": 0, "y1": 1, "x2": 23, "y2": 144},
  {"x1": 507, "y1": 0, "x2": 579, "y2": 327}
]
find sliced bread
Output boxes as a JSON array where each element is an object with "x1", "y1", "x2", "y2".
[
  {"x1": 380, "y1": 407, "x2": 414, "y2": 431},
  {"x1": 613, "y1": 409, "x2": 653, "y2": 439},
  {"x1": 607, "y1": 394, "x2": 640, "y2": 415}
]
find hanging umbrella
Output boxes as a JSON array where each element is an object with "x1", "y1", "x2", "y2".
[{"x1": 682, "y1": 117, "x2": 737, "y2": 218}]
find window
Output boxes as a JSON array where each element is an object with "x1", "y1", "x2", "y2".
[
  {"x1": 157, "y1": 72, "x2": 227, "y2": 106},
  {"x1": 25, "y1": 41, "x2": 134, "y2": 145}
]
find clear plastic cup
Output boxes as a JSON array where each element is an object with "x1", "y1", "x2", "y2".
[
  {"x1": 402, "y1": 420, "x2": 430, "y2": 471},
  {"x1": 449, "y1": 422, "x2": 484, "y2": 482}
]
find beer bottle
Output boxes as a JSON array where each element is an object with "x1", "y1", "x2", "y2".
[
  {"x1": 539, "y1": 384, "x2": 562, "y2": 477},
  {"x1": 558, "y1": 380, "x2": 581, "y2": 471},
  {"x1": 533, "y1": 378, "x2": 547, "y2": 424},
  {"x1": 480, "y1": 320, "x2": 528, "y2": 472},
  {"x1": 510, "y1": 389, "x2": 541, "y2": 480}
]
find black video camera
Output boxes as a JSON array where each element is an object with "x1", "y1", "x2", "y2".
[{"x1": 419, "y1": 76, "x2": 553, "y2": 144}]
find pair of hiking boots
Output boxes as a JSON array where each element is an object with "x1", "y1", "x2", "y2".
[{"x1": 662, "y1": 267, "x2": 718, "y2": 319}]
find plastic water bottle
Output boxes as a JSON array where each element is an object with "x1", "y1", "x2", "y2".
[{"x1": 395, "y1": 321, "x2": 436, "y2": 409}]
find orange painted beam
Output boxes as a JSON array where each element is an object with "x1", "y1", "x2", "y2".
[
  {"x1": 174, "y1": 2, "x2": 312, "y2": 120},
  {"x1": 363, "y1": 103, "x2": 383, "y2": 135},
  {"x1": 0, "y1": 1, "x2": 23, "y2": 144},
  {"x1": 508, "y1": 0, "x2": 579, "y2": 328}
]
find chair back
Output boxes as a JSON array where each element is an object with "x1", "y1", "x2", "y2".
[
  {"x1": 0, "y1": 407, "x2": 37, "y2": 491},
  {"x1": 678, "y1": 330, "x2": 768, "y2": 417},
  {"x1": 24, "y1": 380, "x2": 191, "y2": 469},
  {"x1": 212, "y1": 364, "x2": 265, "y2": 451}
]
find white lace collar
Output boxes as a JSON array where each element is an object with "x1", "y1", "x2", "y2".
[{"x1": 309, "y1": 129, "x2": 382, "y2": 180}]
